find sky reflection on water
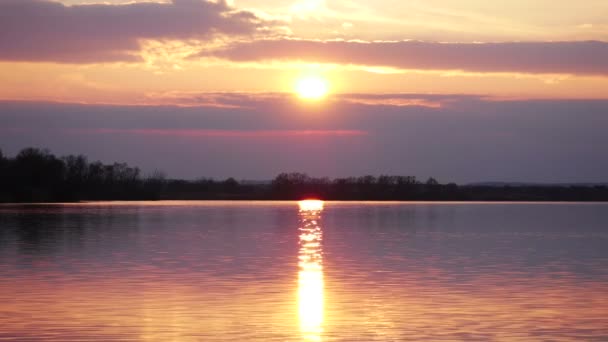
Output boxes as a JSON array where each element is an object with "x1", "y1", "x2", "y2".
[{"x1": 0, "y1": 201, "x2": 608, "y2": 341}]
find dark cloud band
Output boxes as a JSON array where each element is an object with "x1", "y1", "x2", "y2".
[
  {"x1": 202, "y1": 39, "x2": 608, "y2": 76},
  {"x1": 1, "y1": 95, "x2": 608, "y2": 181}
]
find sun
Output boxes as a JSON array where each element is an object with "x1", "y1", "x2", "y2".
[{"x1": 295, "y1": 76, "x2": 329, "y2": 100}]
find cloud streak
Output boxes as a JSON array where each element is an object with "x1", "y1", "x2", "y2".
[
  {"x1": 202, "y1": 39, "x2": 608, "y2": 76},
  {"x1": 0, "y1": 0, "x2": 267, "y2": 63},
  {"x1": 83, "y1": 128, "x2": 367, "y2": 138}
]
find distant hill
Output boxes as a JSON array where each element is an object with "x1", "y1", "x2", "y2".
[
  {"x1": 239, "y1": 180, "x2": 272, "y2": 185},
  {"x1": 466, "y1": 182, "x2": 608, "y2": 187}
]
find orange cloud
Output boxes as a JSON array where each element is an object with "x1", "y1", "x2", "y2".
[{"x1": 0, "y1": 0, "x2": 270, "y2": 63}]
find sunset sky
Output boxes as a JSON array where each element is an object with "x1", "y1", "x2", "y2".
[{"x1": 1, "y1": 0, "x2": 607, "y2": 182}]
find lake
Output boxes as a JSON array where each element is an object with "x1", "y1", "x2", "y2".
[{"x1": 1, "y1": 201, "x2": 607, "y2": 341}]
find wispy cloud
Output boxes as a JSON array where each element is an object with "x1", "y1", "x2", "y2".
[
  {"x1": 141, "y1": 91, "x2": 454, "y2": 108},
  {"x1": 200, "y1": 39, "x2": 608, "y2": 76}
]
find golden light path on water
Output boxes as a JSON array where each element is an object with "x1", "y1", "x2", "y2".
[{"x1": 297, "y1": 200, "x2": 325, "y2": 341}]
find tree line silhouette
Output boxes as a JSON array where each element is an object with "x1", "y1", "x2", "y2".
[
  {"x1": 0, "y1": 148, "x2": 164, "y2": 202},
  {"x1": 1, "y1": 147, "x2": 607, "y2": 202}
]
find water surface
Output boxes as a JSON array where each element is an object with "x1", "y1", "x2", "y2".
[{"x1": 1, "y1": 201, "x2": 607, "y2": 341}]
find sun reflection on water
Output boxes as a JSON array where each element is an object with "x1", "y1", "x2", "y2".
[{"x1": 298, "y1": 200, "x2": 324, "y2": 341}]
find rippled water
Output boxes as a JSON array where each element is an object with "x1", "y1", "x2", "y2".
[{"x1": 1, "y1": 201, "x2": 608, "y2": 341}]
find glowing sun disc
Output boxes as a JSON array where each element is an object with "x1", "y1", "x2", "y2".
[{"x1": 295, "y1": 76, "x2": 329, "y2": 100}]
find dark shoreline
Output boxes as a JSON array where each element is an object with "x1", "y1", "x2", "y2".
[{"x1": 3, "y1": 185, "x2": 608, "y2": 203}]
